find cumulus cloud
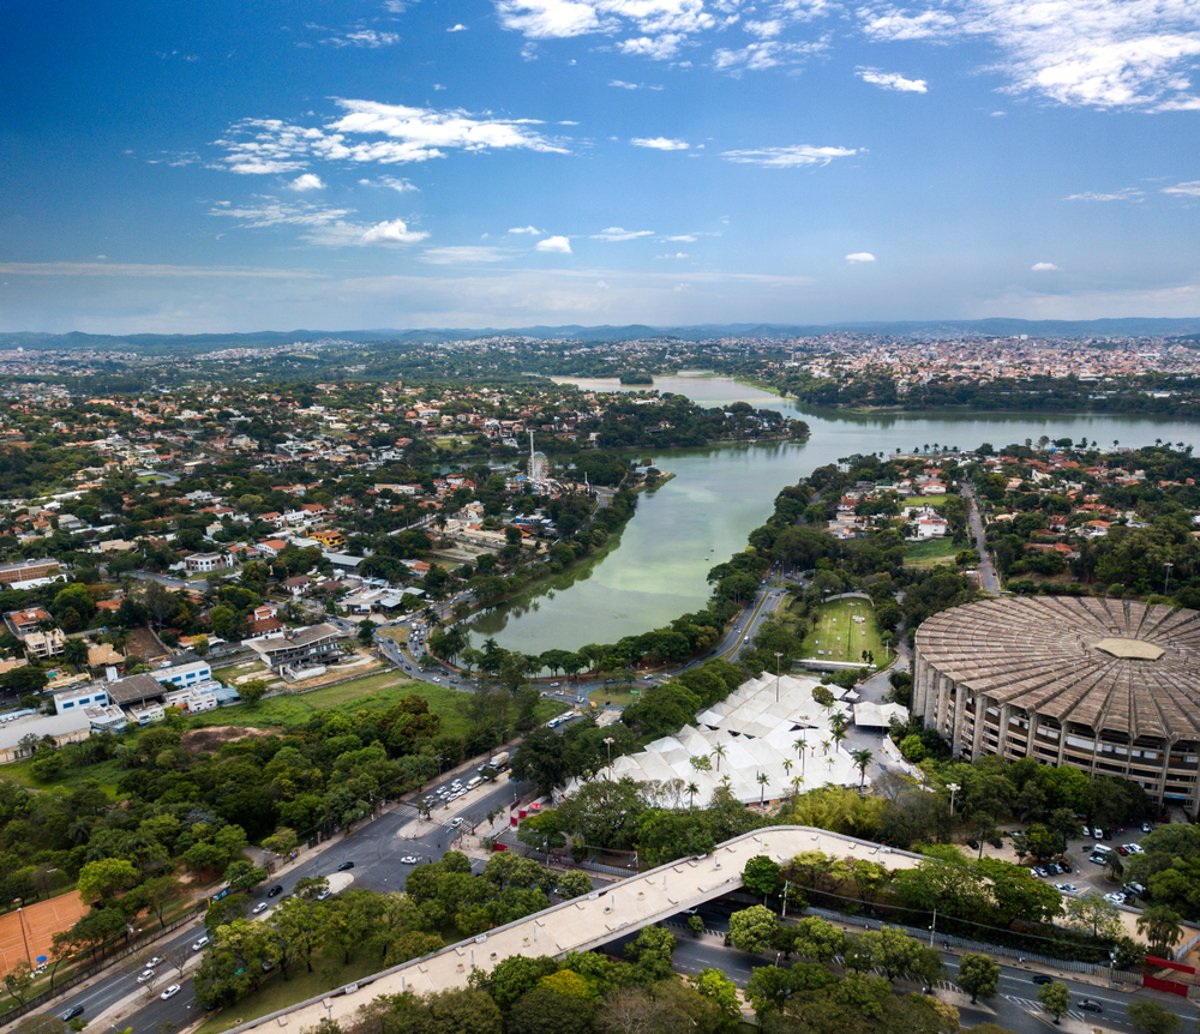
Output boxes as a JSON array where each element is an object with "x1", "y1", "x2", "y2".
[
  {"x1": 421, "y1": 245, "x2": 505, "y2": 263},
  {"x1": 721, "y1": 144, "x2": 858, "y2": 168},
  {"x1": 631, "y1": 136, "x2": 690, "y2": 150},
  {"x1": 321, "y1": 29, "x2": 400, "y2": 48},
  {"x1": 535, "y1": 235, "x2": 572, "y2": 253},
  {"x1": 508, "y1": 224, "x2": 544, "y2": 234},
  {"x1": 856, "y1": 0, "x2": 1200, "y2": 111},
  {"x1": 845, "y1": 252, "x2": 876, "y2": 263},
  {"x1": 1163, "y1": 180, "x2": 1200, "y2": 196},
  {"x1": 496, "y1": 0, "x2": 714, "y2": 44},
  {"x1": 664, "y1": 234, "x2": 697, "y2": 241},
  {"x1": 591, "y1": 226, "x2": 655, "y2": 241},
  {"x1": 289, "y1": 173, "x2": 326, "y2": 192},
  {"x1": 447, "y1": 23, "x2": 468, "y2": 31},
  {"x1": 1031, "y1": 261, "x2": 1060, "y2": 271},
  {"x1": 1064, "y1": 187, "x2": 1144, "y2": 202},
  {"x1": 359, "y1": 218, "x2": 429, "y2": 245},
  {"x1": 214, "y1": 99, "x2": 568, "y2": 175},
  {"x1": 858, "y1": 68, "x2": 928, "y2": 92}
]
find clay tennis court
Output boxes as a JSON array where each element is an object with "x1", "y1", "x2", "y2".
[{"x1": 0, "y1": 892, "x2": 86, "y2": 977}]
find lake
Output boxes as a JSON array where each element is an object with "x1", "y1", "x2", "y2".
[{"x1": 469, "y1": 374, "x2": 1200, "y2": 655}]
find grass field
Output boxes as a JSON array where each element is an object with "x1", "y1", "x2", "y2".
[
  {"x1": 800, "y1": 597, "x2": 885, "y2": 664},
  {"x1": 899, "y1": 493, "x2": 954, "y2": 510},
  {"x1": 0, "y1": 756, "x2": 125, "y2": 794},
  {"x1": 902, "y1": 537, "x2": 961, "y2": 568}
]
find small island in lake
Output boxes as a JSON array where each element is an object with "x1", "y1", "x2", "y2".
[{"x1": 619, "y1": 371, "x2": 654, "y2": 385}]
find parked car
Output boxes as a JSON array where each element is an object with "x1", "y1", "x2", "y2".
[
  {"x1": 965, "y1": 839, "x2": 979, "y2": 850},
  {"x1": 161, "y1": 985, "x2": 181, "y2": 1000},
  {"x1": 267, "y1": 884, "x2": 284, "y2": 897},
  {"x1": 1056, "y1": 883, "x2": 1078, "y2": 894},
  {"x1": 1059, "y1": 861, "x2": 1073, "y2": 874},
  {"x1": 1142, "y1": 821, "x2": 1153, "y2": 833},
  {"x1": 1034, "y1": 866, "x2": 1049, "y2": 878},
  {"x1": 1118, "y1": 845, "x2": 1129, "y2": 856}
]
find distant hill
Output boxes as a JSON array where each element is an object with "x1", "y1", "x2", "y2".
[{"x1": 4, "y1": 316, "x2": 1200, "y2": 352}]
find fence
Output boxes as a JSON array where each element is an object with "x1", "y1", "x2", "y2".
[{"x1": 806, "y1": 906, "x2": 1104, "y2": 976}]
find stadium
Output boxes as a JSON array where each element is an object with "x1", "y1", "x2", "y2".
[{"x1": 913, "y1": 597, "x2": 1200, "y2": 815}]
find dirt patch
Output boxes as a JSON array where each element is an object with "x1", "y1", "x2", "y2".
[
  {"x1": 124, "y1": 625, "x2": 170, "y2": 662},
  {"x1": 0, "y1": 891, "x2": 87, "y2": 977},
  {"x1": 182, "y1": 725, "x2": 277, "y2": 755}
]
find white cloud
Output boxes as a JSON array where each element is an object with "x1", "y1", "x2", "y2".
[
  {"x1": 496, "y1": 0, "x2": 715, "y2": 43},
  {"x1": 1031, "y1": 261, "x2": 1060, "y2": 271},
  {"x1": 713, "y1": 38, "x2": 826, "y2": 72},
  {"x1": 1163, "y1": 180, "x2": 1200, "y2": 196},
  {"x1": 359, "y1": 218, "x2": 429, "y2": 245},
  {"x1": 858, "y1": 68, "x2": 928, "y2": 92},
  {"x1": 321, "y1": 29, "x2": 401, "y2": 48},
  {"x1": 745, "y1": 19, "x2": 784, "y2": 38},
  {"x1": 631, "y1": 136, "x2": 690, "y2": 150},
  {"x1": 289, "y1": 172, "x2": 326, "y2": 192},
  {"x1": 664, "y1": 234, "x2": 697, "y2": 241},
  {"x1": 721, "y1": 144, "x2": 858, "y2": 168},
  {"x1": 0, "y1": 261, "x2": 319, "y2": 279},
  {"x1": 209, "y1": 197, "x2": 427, "y2": 247},
  {"x1": 536, "y1": 235, "x2": 572, "y2": 253},
  {"x1": 609, "y1": 78, "x2": 663, "y2": 90},
  {"x1": 856, "y1": 0, "x2": 1200, "y2": 111},
  {"x1": 844, "y1": 251, "x2": 876, "y2": 263},
  {"x1": 657, "y1": 251, "x2": 689, "y2": 259},
  {"x1": 358, "y1": 175, "x2": 419, "y2": 192},
  {"x1": 215, "y1": 100, "x2": 569, "y2": 175},
  {"x1": 1064, "y1": 187, "x2": 1144, "y2": 202},
  {"x1": 447, "y1": 23, "x2": 468, "y2": 31},
  {"x1": 509, "y1": 224, "x2": 544, "y2": 234},
  {"x1": 617, "y1": 33, "x2": 688, "y2": 59},
  {"x1": 591, "y1": 226, "x2": 655, "y2": 241},
  {"x1": 421, "y1": 246, "x2": 505, "y2": 264}
]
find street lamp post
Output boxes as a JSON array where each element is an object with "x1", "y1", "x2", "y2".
[
  {"x1": 946, "y1": 782, "x2": 960, "y2": 816},
  {"x1": 603, "y1": 736, "x2": 615, "y2": 779},
  {"x1": 13, "y1": 898, "x2": 32, "y2": 967},
  {"x1": 774, "y1": 652, "x2": 783, "y2": 703},
  {"x1": 1164, "y1": 562, "x2": 1175, "y2": 596}
]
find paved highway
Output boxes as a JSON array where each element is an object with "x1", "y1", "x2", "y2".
[{"x1": 46, "y1": 774, "x2": 527, "y2": 1033}]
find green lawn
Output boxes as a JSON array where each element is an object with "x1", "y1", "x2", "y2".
[
  {"x1": 899, "y1": 493, "x2": 955, "y2": 509},
  {"x1": 800, "y1": 597, "x2": 885, "y2": 664},
  {"x1": 902, "y1": 537, "x2": 961, "y2": 568},
  {"x1": 192, "y1": 950, "x2": 393, "y2": 1034}
]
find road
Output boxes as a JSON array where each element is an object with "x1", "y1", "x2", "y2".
[
  {"x1": 46, "y1": 774, "x2": 527, "y2": 1034},
  {"x1": 961, "y1": 482, "x2": 1001, "y2": 594},
  {"x1": 611, "y1": 904, "x2": 1191, "y2": 1034}
]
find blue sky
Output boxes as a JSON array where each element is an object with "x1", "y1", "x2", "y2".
[{"x1": 1, "y1": 0, "x2": 1198, "y2": 332}]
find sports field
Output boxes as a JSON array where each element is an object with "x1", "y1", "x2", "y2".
[
  {"x1": 800, "y1": 597, "x2": 885, "y2": 664},
  {"x1": 0, "y1": 892, "x2": 86, "y2": 977}
]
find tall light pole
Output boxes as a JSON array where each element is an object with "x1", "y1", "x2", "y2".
[
  {"x1": 603, "y1": 736, "x2": 615, "y2": 779},
  {"x1": 1164, "y1": 561, "x2": 1175, "y2": 596},
  {"x1": 13, "y1": 898, "x2": 32, "y2": 967},
  {"x1": 774, "y1": 651, "x2": 783, "y2": 703},
  {"x1": 946, "y1": 782, "x2": 960, "y2": 817}
]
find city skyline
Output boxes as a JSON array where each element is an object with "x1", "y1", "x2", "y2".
[{"x1": 2, "y1": 0, "x2": 1199, "y2": 332}]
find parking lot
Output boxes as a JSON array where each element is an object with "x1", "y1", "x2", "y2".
[{"x1": 1021, "y1": 823, "x2": 1154, "y2": 908}]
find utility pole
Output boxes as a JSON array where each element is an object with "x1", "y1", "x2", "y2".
[
  {"x1": 774, "y1": 651, "x2": 783, "y2": 703},
  {"x1": 1164, "y1": 561, "x2": 1175, "y2": 595},
  {"x1": 947, "y1": 782, "x2": 960, "y2": 816},
  {"x1": 928, "y1": 907, "x2": 938, "y2": 948}
]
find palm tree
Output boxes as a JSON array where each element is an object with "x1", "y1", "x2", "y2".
[
  {"x1": 790, "y1": 775, "x2": 803, "y2": 797},
  {"x1": 757, "y1": 772, "x2": 770, "y2": 806},
  {"x1": 711, "y1": 744, "x2": 727, "y2": 773},
  {"x1": 793, "y1": 736, "x2": 808, "y2": 774},
  {"x1": 686, "y1": 781, "x2": 700, "y2": 809},
  {"x1": 1138, "y1": 906, "x2": 1185, "y2": 955},
  {"x1": 830, "y1": 712, "x2": 849, "y2": 749},
  {"x1": 851, "y1": 748, "x2": 873, "y2": 789},
  {"x1": 782, "y1": 758, "x2": 794, "y2": 780}
]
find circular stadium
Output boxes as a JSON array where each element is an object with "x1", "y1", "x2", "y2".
[{"x1": 912, "y1": 597, "x2": 1200, "y2": 815}]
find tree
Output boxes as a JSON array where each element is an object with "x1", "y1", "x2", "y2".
[
  {"x1": 142, "y1": 874, "x2": 180, "y2": 928},
  {"x1": 1128, "y1": 1001, "x2": 1183, "y2": 1034},
  {"x1": 1038, "y1": 980, "x2": 1071, "y2": 1024},
  {"x1": 728, "y1": 905, "x2": 779, "y2": 954},
  {"x1": 1138, "y1": 905, "x2": 1185, "y2": 955},
  {"x1": 224, "y1": 859, "x2": 268, "y2": 893},
  {"x1": 238, "y1": 678, "x2": 269, "y2": 707},
  {"x1": 357, "y1": 619, "x2": 375, "y2": 646},
  {"x1": 554, "y1": 870, "x2": 593, "y2": 900},
  {"x1": 76, "y1": 857, "x2": 140, "y2": 905},
  {"x1": 1065, "y1": 893, "x2": 1121, "y2": 940},
  {"x1": 3, "y1": 960, "x2": 35, "y2": 1005},
  {"x1": 624, "y1": 925, "x2": 676, "y2": 981},
  {"x1": 851, "y1": 748, "x2": 873, "y2": 789},
  {"x1": 692, "y1": 968, "x2": 740, "y2": 1031},
  {"x1": 742, "y1": 855, "x2": 782, "y2": 904},
  {"x1": 956, "y1": 952, "x2": 1000, "y2": 1004}
]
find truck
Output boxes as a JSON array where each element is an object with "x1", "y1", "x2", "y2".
[{"x1": 489, "y1": 751, "x2": 511, "y2": 770}]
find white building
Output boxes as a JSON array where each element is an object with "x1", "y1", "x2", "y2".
[
  {"x1": 151, "y1": 660, "x2": 212, "y2": 689},
  {"x1": 53, "y1": 684, "x2": 109, "y2": 715},
  {"x1": 185, "y1": 552, "x2": 234, "y2": 574}
]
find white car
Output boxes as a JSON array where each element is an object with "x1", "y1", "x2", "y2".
[
  {"x1": 146, "y1": 956, "x2": 163, "y2": 967},
  {"x1": 449, "y1": 817, "x2": 464, "y2": 828},
  {"x1": 160, "y1": 984, "x2": 181, "y2": 1000},
  {"x1": 137, "y1": 969, "x2": 156, "y2": 983},
  {"x1": 191, "y1": 936, "x2": 209, "y2": 952},
  {"x1": 1056, "y1": 883, "x2": 1078, "y2": 894},
  {"x1": 1105, "y1": 892, "x2": 1126, "y2": 905},
  {"x1": 400, "y1": 855, "x2": 419, "y2": 864},
  {"x1": 252, "y1": 902, "x2": 269, "y2": 914}
]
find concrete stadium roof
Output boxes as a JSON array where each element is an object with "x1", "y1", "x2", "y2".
[{"x1": 915, "y1": 597, "x2": 1200, "y2": 741}]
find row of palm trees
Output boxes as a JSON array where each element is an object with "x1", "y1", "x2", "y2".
[{"x1": 680, "y1": 735, "x2": 875, "y2": 808}]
